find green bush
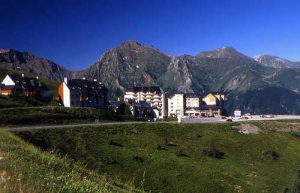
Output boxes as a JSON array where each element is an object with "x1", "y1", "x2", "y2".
[
  {"x1": 263, "y1": 149, "x2": 280, "y2": 160},
  {"x1": 203, "y1": 147, "x2": 225, "y2": 159}
]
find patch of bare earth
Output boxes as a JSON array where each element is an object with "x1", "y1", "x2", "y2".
[{"x1": 240, "y1": 123, "x2": 260, "y2": 134}]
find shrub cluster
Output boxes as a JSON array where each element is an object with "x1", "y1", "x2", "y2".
[
  {"x1": 203, "y1": 147, "x2": 225, "y2": 159},
  {"x1": 263, "y1": 149, "x2": 280, "y2": 160}
]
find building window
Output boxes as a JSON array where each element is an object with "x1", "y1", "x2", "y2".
[{"x1": 71, "y1": 101, "x2": 74, "y2": 105}]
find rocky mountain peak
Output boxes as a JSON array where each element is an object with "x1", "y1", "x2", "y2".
[
  {"x1": 253, "y1": 54, "x2": 300, "y2": 68},
  {"x1": 119, "y1": 40, "x2": 143, "y2": 50},
  {"x1": 0, "y1": 48, "x2": 73, "y2": 82},
  {"x1": 196, "y1": 46, "x2": 251, "y2": 60},
  {"x1": 0, "y1": 49, "x2": 15, "y2": 54}
]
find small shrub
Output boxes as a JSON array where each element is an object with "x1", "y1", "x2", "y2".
[
  {"x1": 134, "y1": 155, "x2": 144, "y2": 163},
  {"x1": 291, "y1": 132, "x2": 300, "y2": 138},
  {"x1": 108, "y1": 140, "x2": 123, "y2": 147},
  {"x1": 196, "y1": 134, "x2": 202, "y2": 138},
  {"x1": 263, "y1": 149, "x2": 280, "y2": 160},
  {"x1": 157, "y1": 144, "x2": 167, "y2": 151},
  {"x1": 102, "y1": 157, "x2": 118, "y2": 165},
  {"x1": 176, "y1": 151, "x2": 189, "y2": 157},
  {"x1": 203, "y1": 147, "x2": 225, "y2": 159},
  {"x1": 292, "y1": 170, "x2": 300, "y2": 193}
]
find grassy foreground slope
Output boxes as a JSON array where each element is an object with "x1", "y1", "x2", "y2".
[
  {"x1": 15, "y1": 123, "x2": 300, "y2": 193},
  {"x1": 0, "y1": 129, "x2": 140, "y2": 193}
]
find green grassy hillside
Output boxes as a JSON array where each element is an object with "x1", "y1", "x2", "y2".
[
  {"x1": 15, "y1": 122, "x2": 300, "y2": 193},
  {"x1": 0, "y1": 106, "x2": 134, "y2": 126},
  {"x1": 0, "y1": 129, "x2": 139, "y2": 193}
]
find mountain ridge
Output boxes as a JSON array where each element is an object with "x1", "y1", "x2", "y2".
[
  {"x1": 2, "y1": 41, "x2": 300, "y2": 114},
  {"x1": 254, "y1": 54, "x2": 300, "y2": 68},
  {"x1": 0, "y1": 49, "x2": 74, "y2": 82}
]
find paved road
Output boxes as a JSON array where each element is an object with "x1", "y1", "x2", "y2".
[
  {"x1": 3, "y1": 115, "x2": 300, "y2": 131},
  {"x1": 182, "y1": 115, "x2": 300, "y2": 123},
  {"x1": 2, "y1": 121, "x2": 153, "y2": 132}
]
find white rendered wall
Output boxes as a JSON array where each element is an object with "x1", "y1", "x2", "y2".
[
  {"x1": 63, "y1": 82, "x2": 71, "y2": 107},
  {"x1": 168, "y1": 94, "x2": 184, "y2": 116}
]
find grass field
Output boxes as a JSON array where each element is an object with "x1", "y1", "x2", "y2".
[
  {"x1": 0, "y1": 106, "x2": 134, "y2": 126},
  {"x1": 14, "y1": 122, "x2": 300, "y2": 193},
  {"x1": 0, "y1": 129, "x2": 141, "y2": 193}
]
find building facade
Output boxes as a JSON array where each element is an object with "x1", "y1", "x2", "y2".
[
  {"x1": 199, "y1": 92, "x2": 225, "y2": 117},
  {"x1": 185, "y1": 93, "x2": 201, "y2": 116},
  {"x1": 58, "y1": 77, "x2": 108, "y2": 108},
  {"x1": 0, "y1": 74, "x2": 51, "y2": 97},
  {"x1": 167, "y1": 93, "x2": 185, "y2": 117},
  {"x1": 124, "y1": 86, "x2": 164, "y2": 117}
]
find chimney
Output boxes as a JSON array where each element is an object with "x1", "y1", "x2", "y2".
[
  {"x1": 21, "y1": 74, "x2": 24, "y2": 77},
  {"x1": 94, "y1": 79, "x2": 97, "y2": 82},
  {"x1": 64, "y1": 77, "x2": 68, "y2": 84},
  {"x1": 82, "y1": 77, "x2": 86, "y2": 80}
]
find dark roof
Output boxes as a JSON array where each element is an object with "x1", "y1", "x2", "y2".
[
  {"x1": 125, "y1": 86, "x2": 162, "y2": 94},
  {"x1": 210, "y1": 91, "x2": 225, "y2": 95},
  {"x1": 186, "y1": 93, "x2": 200, "y2": 98},
  {"x1": 8, "y1": 74, "x2": 49, "y2": 90},
  {"x1": 200, "y1": 105, "x2": 221, "y2": 110},
  {"x1": 67, "y1": 79, "x2": 108, "y2": 94},
  {"x1": 2, "y1": 85, "x2": 15, "y2": 90},
  {"x1": 166, "y1": 92, "x2": 185, "y2": 99}
]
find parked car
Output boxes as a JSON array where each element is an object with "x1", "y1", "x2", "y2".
[
  {"x1": 243, "y1": 113, "x2": 252, "y2": 118},
  {"x1": 226, "y1": 118, "x2": 233, "y2": 122}
]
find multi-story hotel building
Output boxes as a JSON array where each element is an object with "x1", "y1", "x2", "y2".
[{"x1": 124, "y1": 86, "x2": 165, "y2": 117}]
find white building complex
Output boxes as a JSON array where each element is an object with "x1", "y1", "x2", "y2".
[
  {"x1": 166, "y1": 92, "x2": 226, "y2": 117},
  {"x1": 124, "y1": 86, "x2": 165, "y2": 118}
]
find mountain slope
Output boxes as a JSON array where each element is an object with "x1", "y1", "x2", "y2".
[
  {"x1": 75, "y1": 41, "x2": 300, "y2": 114},
  {"x1": 3, "y1": 42, "x2": 300, "y2": 115},
  {"x1": 75, "y1": 41, "x2": 195, "y2": 95},
  {"x1": 0, "y1": 49, "x2": 73, "y2": 82},
  {"x1": 254, "y1": 54, "x2": 300, "y2": 68},
  {"x1": 196, "y1": 46, "x2": 252, "y2": 60}
]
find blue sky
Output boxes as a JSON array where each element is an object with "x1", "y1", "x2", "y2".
[{"x1": 1, "y1": 0, "x2": 300, "y2": 70}]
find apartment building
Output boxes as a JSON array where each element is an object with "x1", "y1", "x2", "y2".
[
  {"x1": 58, "y1": 77, "x2": 108, "y2": 108},
  {"x1": 167, "y1": 93, "x2": 185, "y2": 117},
  {"x1": 124, "y1": 86, "x2": 164, "y2": 117},
  {"x1": 0, "y1": 74, "x2": 50, "y2": 97}
]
